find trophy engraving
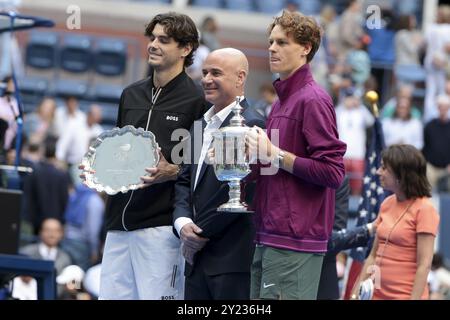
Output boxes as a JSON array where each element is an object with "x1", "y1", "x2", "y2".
[{"x1": 212, "y1": 96, "x2": 252, "y2": 213}]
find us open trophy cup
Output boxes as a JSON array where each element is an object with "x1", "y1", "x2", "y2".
[{"x1": 212, "y1": 96, "x2": 253, "y2": 213}]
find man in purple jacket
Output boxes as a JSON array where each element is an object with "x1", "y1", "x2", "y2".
[{"x1": 247, "y1": 11, "x2": 347, "y2": 300}]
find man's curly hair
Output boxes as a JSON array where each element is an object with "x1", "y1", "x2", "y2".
[{"x1": 268, "y1": 11, "x2": 321, "y2": 63}]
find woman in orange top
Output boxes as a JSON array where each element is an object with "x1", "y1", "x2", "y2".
[{"x1": 351, "y1": 144, "x2": 440, "y2": 300}]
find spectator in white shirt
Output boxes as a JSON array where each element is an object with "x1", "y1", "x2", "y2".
[
  {"x1": 54, "y1": 96, "x2": 86, "y2": 139},
  {"x1": 424, "y1": 5, "x2": 450, "y2": 122},
  {"x1": 336, "y1": 88, "x2": 374, "y2": 195},
  {"x1": 382, "y1": 96, "x2": 424, "y2": 149},
  {"x1": 56, "y1": 104, "x2": 103, "y2": 181}
]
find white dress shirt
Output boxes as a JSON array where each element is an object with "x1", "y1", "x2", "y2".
[
  {"x1": 174, "y1": 99, "x2": 240, "y2": 236},
  {"x1": 336, "y1": 104, "x2": 374, "y2": 159},
  {"x1": 56, "y1": 119, "x2": 103, "y2": 165},
  {"x1": 382, "y1": 117, "x2": 424, "y2": 150},
  {"x1": 38, "y1": 243, "x2": 58, "y2": 261}
]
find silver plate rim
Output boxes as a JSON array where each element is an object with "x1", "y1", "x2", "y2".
[{"x1": 81, "y1": 125, "x2": 160, "y2": 195}]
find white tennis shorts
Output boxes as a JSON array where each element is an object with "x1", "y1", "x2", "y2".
[{"x1": 99, "y1": 226, "x2": 184, "y2": 300}]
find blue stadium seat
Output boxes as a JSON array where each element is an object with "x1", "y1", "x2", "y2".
[
  {"x1": 60, "y1": 34, "x2": 92, "y2": 73},
  {"x1": 94, "y1": 38, "x2": 127, "y2": 76},
  {"x1": 92, "y1": 84, "x2": 123, "y2": 104},
  {"x1": 130, "y1": 0, "x2": 171, "y2": 3},
  {"x1": 17, "y1": 77, "x2": 48, "y2": 96},
  {"x1": 191, "y1": 0, "x2": 223, "y2": 9},
  {"x1": 394, "y1": 0, "x2": 420, "y2": 15},
  {"x1": 17, "y1": 77, "x2": 49, "y2": 113},
  {"x1": 296, "y1": 0, "x2": 322, "y2": 15},
  {"x1": 54, "y1": 79, "x2": 88, "y2": 99},
  {"x1": 224, "y1": 0, "x2": 254, "y2": 12},
  {"x1": 97, "y1": 102, "x2": 119, "y2": 126},
  {"x1": 25, "y1": 32, "x2": 58, "y2": 69},
  {"x1": 394, "y1": 64, "x2": 426, "y2": 83},
  {"x1": 256, "y1": 0, "x2": 285, "y2": 14}
]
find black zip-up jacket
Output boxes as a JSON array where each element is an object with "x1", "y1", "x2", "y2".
[{"x1": 105, "y1": 71, "x2": 208, "y2": 231}]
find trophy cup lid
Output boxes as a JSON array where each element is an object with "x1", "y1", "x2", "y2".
[{"x1": 229, "y1": 96, "x2": 246, "y2": 127}]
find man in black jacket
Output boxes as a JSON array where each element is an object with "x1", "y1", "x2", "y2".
[
  {"x1": 173, "y1": 48, "x2": 265, "y2": 299},
  {"x1": 317, "y1": 176, "x2": 350, "y2": 299},
  {"x1": 23, "y1": 136, "x2": 70, "y2": 234},
  {"x1": 318, "y1": 176, "x2": 377, "y2": 299},
  {"x1": 96, "y1": 13, "x2": 208, "y2": 300}
]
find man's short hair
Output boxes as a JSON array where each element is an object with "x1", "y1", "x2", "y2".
[
  {"x1": 145, "y1": 12, "x2": 199, "y2": 68},
  {"x1": 268, "y1": 11, "x2": 321, "y2": 63},
  {"x1": 44, "y1": 135, "x2": 58, "y2": 159}
]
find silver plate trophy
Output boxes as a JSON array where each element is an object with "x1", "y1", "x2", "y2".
[
  {"x1": 212, "y1": 96, "x2": 253, "y2": 213},
  {"x1": 81, "y1": 125, "x2": 160, "y2": 195}
]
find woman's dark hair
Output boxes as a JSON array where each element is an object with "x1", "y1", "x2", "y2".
[
  {"x1": 44, "y1": 135, "x2": 58, "y2": 159},
  {"x1": 396, "y1": 14, "x2": 413, "y2": 31},
  {"x1": 432, "y1": 253, "x2": 444, "y2": 270},
  {"x1": 382, "y1": 144, "x2": 431, "y2": 199},
  {"x1": 145, "y1": 12, "x2": 199, "y2": 68},
  {"x1": 1, "y1": 75, "x2": 12, "y2": 83},
  {"x1": 381, "y1": 8, "x2": 396, "y2": 30}
]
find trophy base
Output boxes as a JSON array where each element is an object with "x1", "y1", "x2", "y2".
[{"x1": 217, "y1": 202, "x2": 254, "y2": 214}]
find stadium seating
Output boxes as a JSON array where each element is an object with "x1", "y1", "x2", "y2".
[
  {"x1": 60, "y1": 34, "x2": 92, "y2": 73},
  {"x1": 93, "y1": 38, "x2": 127, "y2": 77},
  {"x1": 191, "y1": 0, "x2": 223, "y2": 9},
  {"x1": 224, "y1": 0, "x2": 254, "y2": 12},
  {"x1": 25, "y1": 32, "x2": 58, "y2": 69},
  {"x1": 256, "y1": 0, "x2": 285, "y2": 14}
]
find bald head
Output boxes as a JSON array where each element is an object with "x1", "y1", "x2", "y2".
[
  {"x1": 202, "y1": 47, "x2": 249, "y2": 110},
  {"x1": 210, "y1": 48, "x2": 249, "y2": 74},
  {"x1": 437, "y1": 94, "x2": 450, "y2": 121}
]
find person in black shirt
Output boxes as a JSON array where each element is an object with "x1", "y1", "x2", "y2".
[
  {"x1": 423, "y1": 94, "x2": 450, "y2": 190},
  {"x1": 83, "y1": 13, "x2": 208, "y2": 300}
]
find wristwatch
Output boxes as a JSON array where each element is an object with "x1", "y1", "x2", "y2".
[{"x1": 273, "y1": 149, "x2": 286, "y2": 168}]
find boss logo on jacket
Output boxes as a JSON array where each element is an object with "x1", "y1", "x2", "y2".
[{"x1": 166, "y1": 115, "x2": 179, "y2": 122}]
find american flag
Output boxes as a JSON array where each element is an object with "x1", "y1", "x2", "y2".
[
  {"x1": 343, "y1": 115, "x2": 387, "y2": 299},
  {"x1": 350, "y1": 115, "x2": 387, "y2": 261}
]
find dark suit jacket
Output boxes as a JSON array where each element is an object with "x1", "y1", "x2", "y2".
[
  {"x1": 22, "y1": 161, "x2": 70, "y2": 234},
  {"x1": 317, "y1": 175, "x2": 349, "y2": 300},
  {"x1": 173, "y1": 100, "x2": 265, "y2": 277}
]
